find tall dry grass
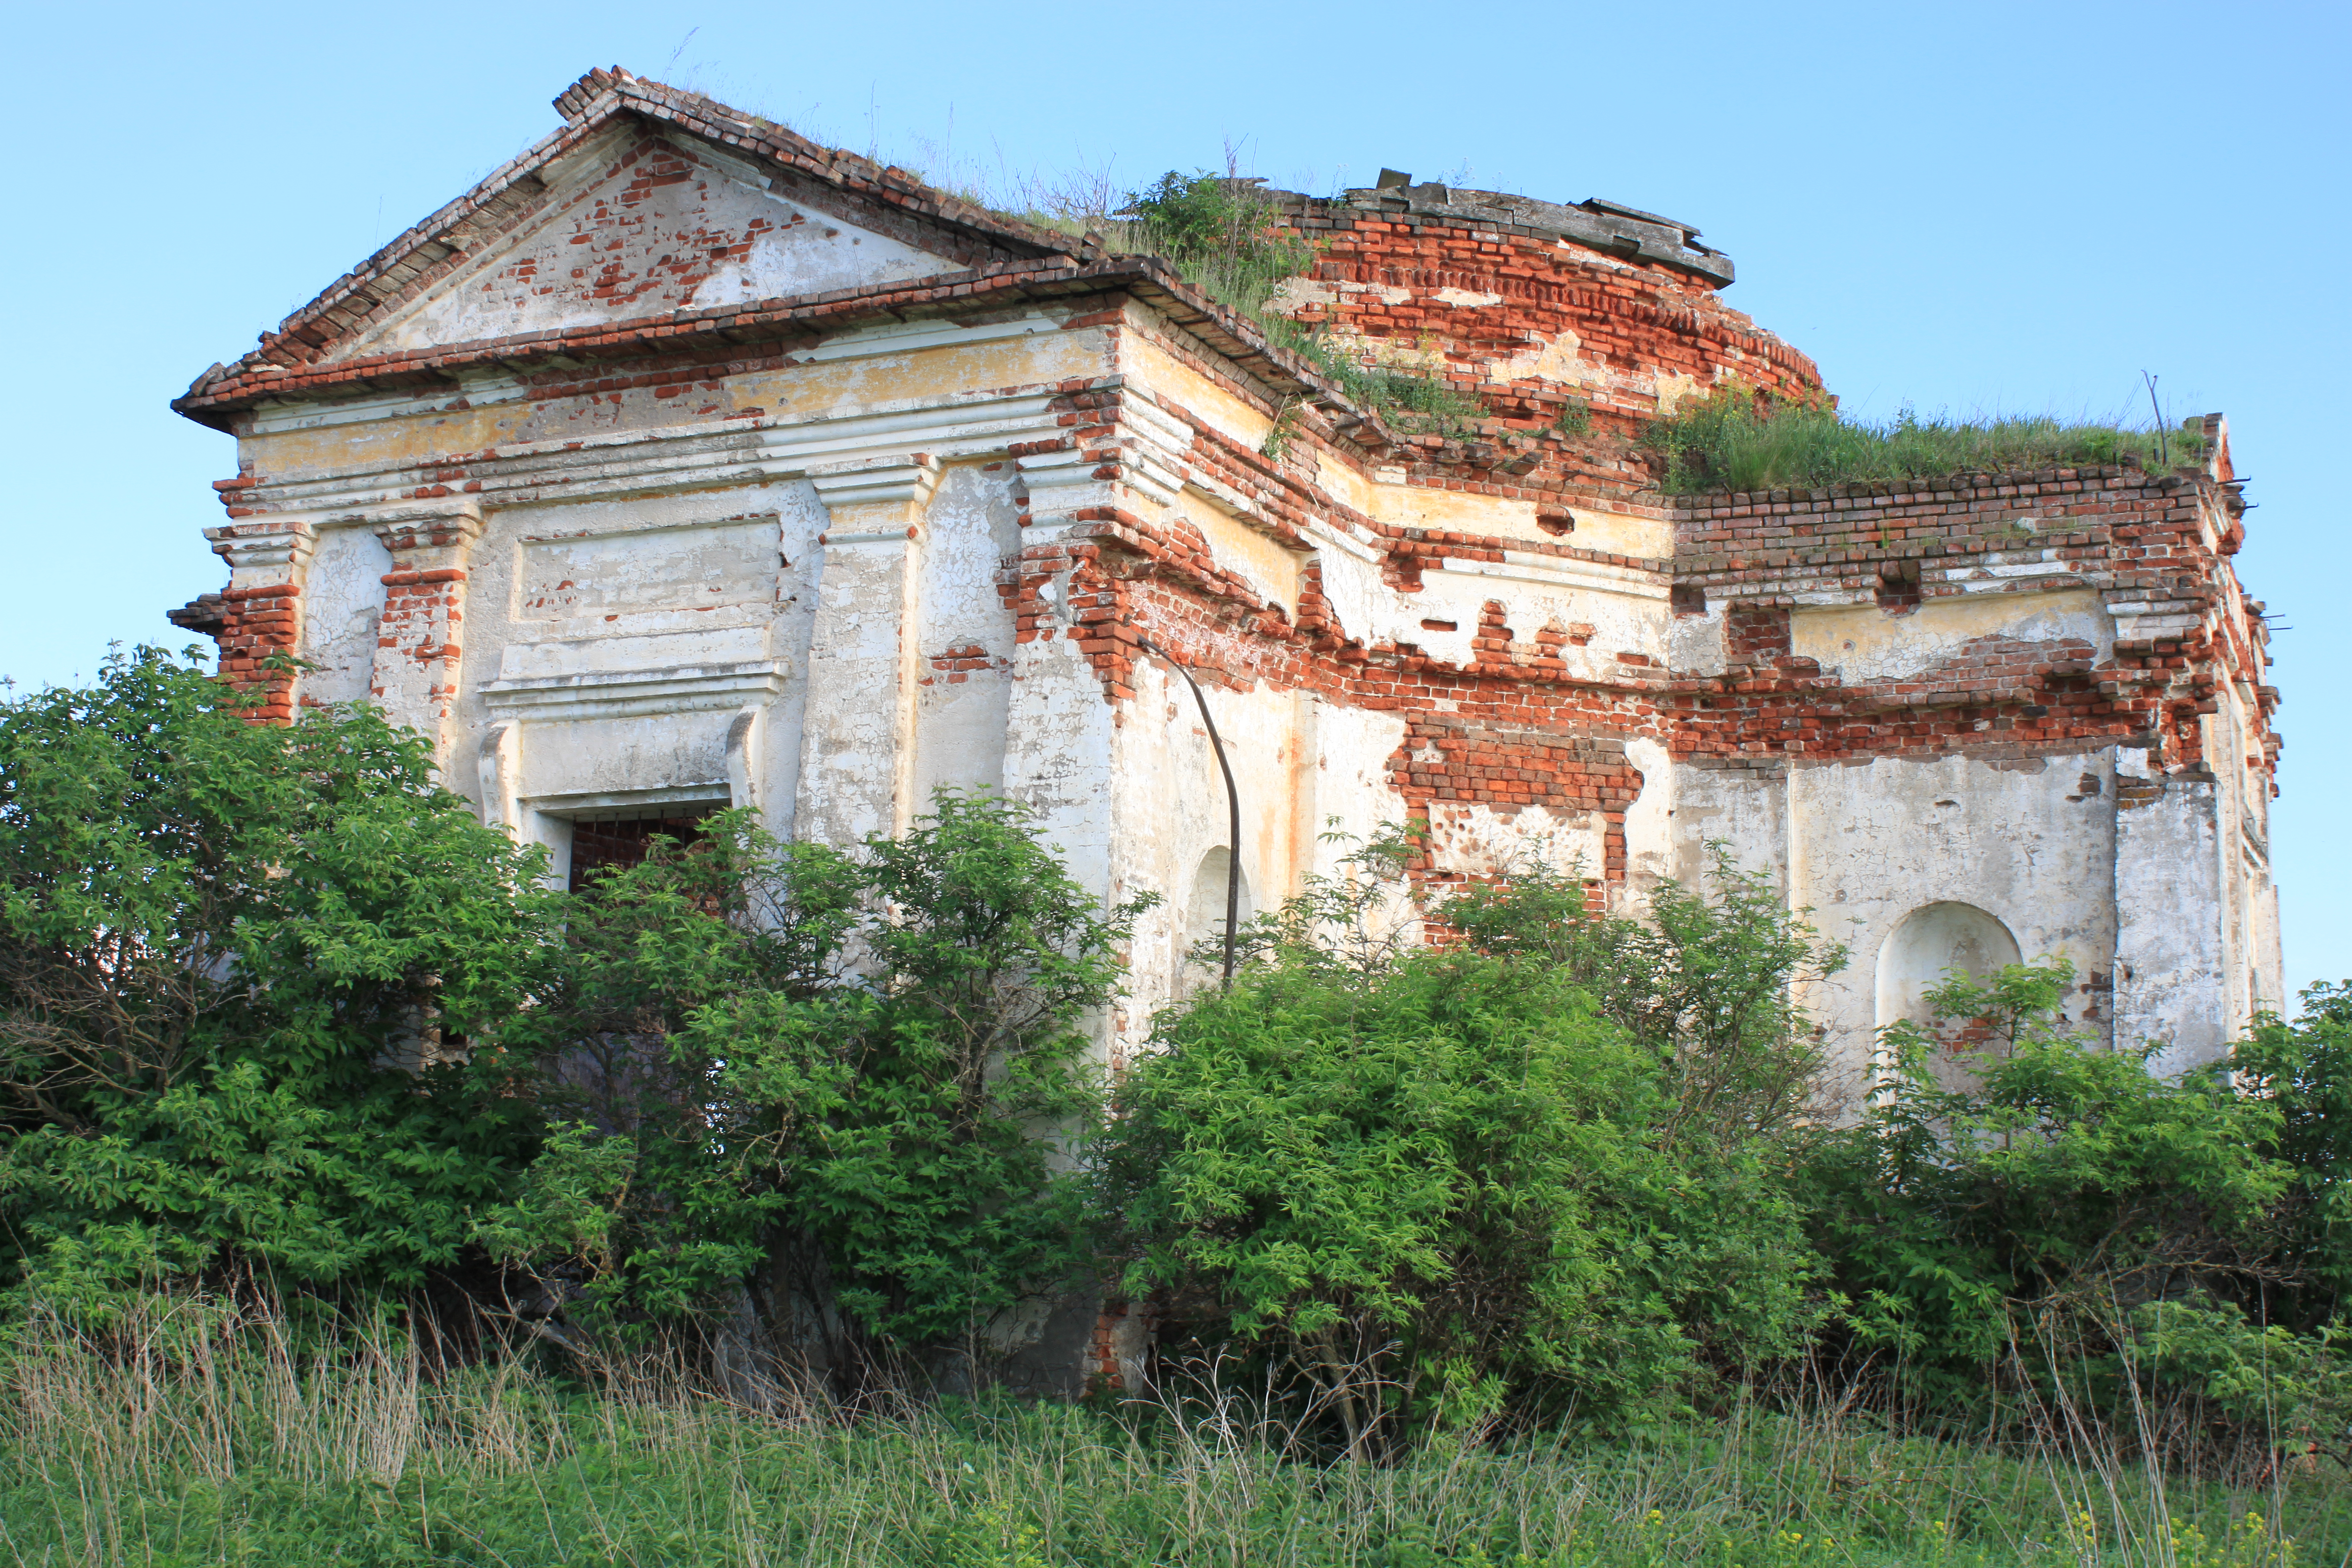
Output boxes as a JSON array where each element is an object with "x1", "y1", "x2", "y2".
[{"x1": 0, "y1": 1292, "x2": 2337, "y2": 1567}]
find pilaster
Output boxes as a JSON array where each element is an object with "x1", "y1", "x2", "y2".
[
  {"x1": 369, "y1": 501, "x2": 485, "y2": 760},
  {"x1": 2113, "y1": 761, "x2": 2229, "y2": 1074},
  {"x1": 794, "y1": 456, "x2": 938, "y2": 845},
  {"x1": 201, "y1": 519, "x2": 318, "y2": 723}
]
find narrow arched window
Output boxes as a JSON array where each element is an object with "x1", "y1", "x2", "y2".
[{"x1": 1179, "y1": 846, "x2": 1252, "y2": 988}]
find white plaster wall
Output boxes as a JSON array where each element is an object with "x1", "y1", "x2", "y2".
[
  {"x1": 450, "y1": 482, "x2": 824, "y2": 829},
  {"x1": 1103, "y1": 661, "x2": 1416, "y2": 1034},
  {"x1": 1666, "y1": 763, "x2": 1790, "y2": 898},
  {"x1": 2114, "y1": 762, "x2": 2225, "y2": 1074},
  {"x1": 296, "y1": 524, "x2": 392, "y2": 706},
  {"x1": 1786, "y1": 750, "x2": 2120, "y2": 1092},
  {"x1": 909, "y1": 464, "x2": 1022, "y2": 806}
]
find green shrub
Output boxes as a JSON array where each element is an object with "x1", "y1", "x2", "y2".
[
  {"x1": 490, "y1": 791, "x2": 1150, "y2": 1384},
  {"x1": 1642, "y1": 388, "x2": 2208, "y2": 494},
  {"x1": 2234, "y1": 982, "x2": 2352, "y2": 1331},
  {"x1": 1805, "y1": 961, "x2": 2350, "y2": 1460},
  {"x1": 0, "y1": 649, "x2": 559, "y2": 1307},
  {"x1": 1094, "y1": 844, "x2": 1841, "y2": 1446}
]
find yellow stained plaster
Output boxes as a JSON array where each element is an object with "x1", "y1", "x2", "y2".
[
  {"x1": 1793, "y1": 589, "x2": 2110, "y2": 684},
  {"x1": 240, "y1": 330, "x2": 1112, "y2": 481},
  {"x1": 1176, "y1": 488, "x2": 1304, "y2": 612},
  {"x1": 1364, "y1": 487, "x2": 1672, "y2": 560},
  {"x1": 1118, "y1": 320, "x2": 1277, "y2": 455}
]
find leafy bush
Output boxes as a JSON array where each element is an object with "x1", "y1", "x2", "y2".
[
  {"x1": 2234, "y1": 982, "x2": 2352, "y2": 1332},
  {"x1": 0, "y1": 650, "x2": 560, "y2": 1306},
  {"x1": 1094, "y1": 842, "x2": 1842, "y2": 1445},
  {"x1": 1642, "y1": 387, "x2": 2208, "y2": 494},
  {"x1": 1806, "y1": 961, "x2": 2349, "y2": 1463},
  {"x1": 490, "y1": 792, "x2": 1149, "y2": 1388}
]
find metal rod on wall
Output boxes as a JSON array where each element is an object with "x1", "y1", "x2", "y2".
[{"x1": 1135, "y1": 633, "x2": 1242, "y2": 989}]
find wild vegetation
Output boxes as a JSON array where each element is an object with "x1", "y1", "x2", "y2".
[
  {"x1": 0, "y1": 651, "x2": 2347, "y2": 1564},
  {"x1": 1641, "y1": 389, "x2": 2211, "y2": 496},
  {"x1": 1117, "y1": 169, "x2": 1487, "y2": 440},
  {"x1": 0, "y1": 1300, "x2": 2337, "y2": 1566}
]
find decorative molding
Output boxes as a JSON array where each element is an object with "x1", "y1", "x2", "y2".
[
  {"x1": 481, "y1": 659, "x2": 789, "y2": 721},
  {"x1": 525, "y1": 782, "x2": 734, "y2": 821},
  {"x1": 370, "y1": 499, "x2": 486, "y2": 555},
  {"x1": 1436, "y1": 550, "x2": 1670, "y2": 600},
  {"x1": 203, "y1": 519, "x2": 317, "y2": 579},
  {"x1": 477, "y1": 721, "x2": 523, "y2": 831},
  {"x1": 725, "y1": 705, "x2": 765, "y2": 811},
  {"x1": 229, "y1": 386, "x2": 1069, "y2": 520},
  {"x1": 808, "y1": 453, "x2": 941, "y2": 518}
]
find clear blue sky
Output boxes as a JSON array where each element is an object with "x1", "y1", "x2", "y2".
[{"x1": 3, "y1": 0, "x2": 2344, "y2": 1002}]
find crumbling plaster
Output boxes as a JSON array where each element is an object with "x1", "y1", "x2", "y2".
[{"x1": 183, "y1": 69, "x2": 2283, "y2": 1124}]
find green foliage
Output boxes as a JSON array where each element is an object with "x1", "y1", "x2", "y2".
[
  {"x1": 1805, "y1": 961, "x2": 2348, "y2": 1456},
  {"x1": 1642, "y1": 387, "x2": 2209, "y2": 495},
  {"x1": 1125, "y1": 170, "x2": 1486, "y2": 439},
  {"x1": 490, "y1": 791, "x2": 1150, "y2": 1375},
  {"x1": 2233, "y1": 982, "x2": 2352, "y2": 1328},
  {"x1": 0, "y1": 649, "x2": 558, "y2": 1305},
  {"x1": 1096, "y1": 843, "x2": 1842, "y2": 1444}
]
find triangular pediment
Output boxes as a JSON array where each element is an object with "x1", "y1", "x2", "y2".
[
  {"x1": 173, "y1": 70, "x2": 1087, "y2": 417},
  {"x1": 344, "y1": 126, "x2": 966, "y2": 359}
]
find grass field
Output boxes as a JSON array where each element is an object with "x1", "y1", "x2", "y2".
[{"x1": 0, "y1": 1302, "x2": 2340, "y2": 1568}]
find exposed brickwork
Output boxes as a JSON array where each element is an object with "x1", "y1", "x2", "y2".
[
  {"x1": 1263, "y1": 187, "x2": 1823, "y2": 499},
  {"x1": 168, "y1": 69, "x2": 2280, "y2": 886},
  {"x1": 210, "y1": 585, "x2": 301, "y2": 723}
]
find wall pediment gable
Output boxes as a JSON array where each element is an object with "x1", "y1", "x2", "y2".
[
  {"x1": 342, "y1": 126, "x2": 973, "y2": 360},
  {"x1": 177, "y1": 70, "x2": 1088, "y2": 413}
]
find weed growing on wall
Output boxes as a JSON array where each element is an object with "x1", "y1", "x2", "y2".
[
  {"x1": 1643, "y1": 387, "x2": 2210, "y2": 494},
  {"x1": 1122, "y1": 170, "x2": 1487, "y2": 439}
]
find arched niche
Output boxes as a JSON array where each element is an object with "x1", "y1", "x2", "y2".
[
  {"x1": 1874, "y1": 901, "x2": 2022, "y2": 1034},
  {"x1": 1180, "y1": 846, "x2": 1253, "y2": 983}
]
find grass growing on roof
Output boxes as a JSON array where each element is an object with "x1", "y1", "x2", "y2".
[
  {"x1": 1644, "y1": 388, "x2": 2210, "y2": 495},
  {"x1": 1120, "y1": 170, "x2": 1488, "y2": 439}
]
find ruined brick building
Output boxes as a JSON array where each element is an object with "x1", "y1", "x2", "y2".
[{"x1": 172, "y1": 67, "x2": 2281, "y2": 1100}]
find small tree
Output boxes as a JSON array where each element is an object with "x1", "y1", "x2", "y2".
[
  {"x1": 1805, "y1": 961, "x2": 2347, "y2": 1463},
  {"x1": 1093, "y1": 842, "x2": 1840, "y2": 1447},
  {"x1": 488, "y1": 791, "x2": 1149, "y2": 1393},
  {"x1": 0, "y1": 649, "x2": 559, "y2": 1306}
]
